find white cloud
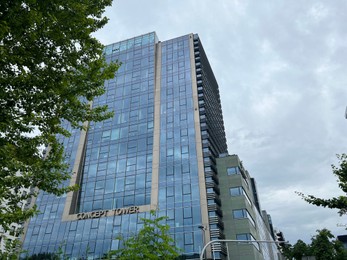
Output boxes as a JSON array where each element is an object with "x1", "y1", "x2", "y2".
[{"x1": 307, "y1": 3, "x2": 330, "y2": 22}]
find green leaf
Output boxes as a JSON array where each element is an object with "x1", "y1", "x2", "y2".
[
  {"x1": 0, "y1": 0, "x2": 119, "y2": 231},
  {"x1": 106, "y1": 211, "x2": 182, "y2": 259},
  {"x1": 296, "y1": 154, "x2": 347, "y2": 216}
]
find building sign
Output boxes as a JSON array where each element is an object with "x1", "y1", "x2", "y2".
[
  {"x1": 77, "y1": 206, "x2": 140, "y2": 220},
  {"x1": 113, "y1": 206, "x2": 139, "y2": 215}
]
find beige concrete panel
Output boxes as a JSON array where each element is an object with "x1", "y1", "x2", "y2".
[
  {"x1": 62, "y1": 121, "x2": 89, "y2": 220},
  {"x1": 150, "y1": 41, "x2": 162, "y2": 210},
  {"x1": 188, "y1": 34, "x2": 211, "y2": 258}
]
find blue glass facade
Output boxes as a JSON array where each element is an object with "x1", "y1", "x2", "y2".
[
  {"x1": 22, "y1": 32, "x2": 228, "y2": 259},
  {"x1": 158, "y1": 35, "x2": 203, "y2": 254},
  {"x1": 78, "y1": 33, "x2": 156, "y2": 213}
]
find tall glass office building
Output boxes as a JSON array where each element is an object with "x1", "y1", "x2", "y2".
[{"x1": 22, "y1": 32, "x2": 229, "y2": 259}]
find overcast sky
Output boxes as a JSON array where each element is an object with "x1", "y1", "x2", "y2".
[{"x1": 94, "y1": 1, "x2": 347, "y2": 244}]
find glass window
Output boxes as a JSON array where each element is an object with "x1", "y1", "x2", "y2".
[
  {"x1": 230, "y1": 187, "x2": 242, "y2": 196},
  {"x1": 167, "y1": 148, "x2": 174, "y2": 156},
  {"x1": 236, "y1": 233, "x2": 249, "y2": 240},
  {"x1": 227, "y1": 167, "x2": 240, "y2": 175},
  {"x1": 229, "y1": 186, "x2": 252, "y2": 205},
  {"x1": 93, "y1": 200, "x2": 102, "y2": 210},
  {"x1": 95, "y1": 180, "x2": 105, "y2": 189},
  {"x1": 105, "y1": 179, "x2": 115, "y2": 193},
  {"x1": 233, "y1": 209, "x2": 256, "y2": 227},
  {"x1": 181, "y1": 145, "x2": 189, "y2": 154},
  {"x1": 180, "y1": 128, "x2": 188, "y2": 137},
  {"x1": 88, "y1": 164, "x2": 97, "y2": 177},
  {"x1": 236, "y1": 233, "x2": 259, "y2": 250},
  {"x1": 184, "y1": 233, "x2": 193, "y2": 245},
  {"x1": 233, "y1": 209, "x2": 245, "y2": 219},
  {"x1": 167, "y1": 186, "x2": 174, "y2": 197}
]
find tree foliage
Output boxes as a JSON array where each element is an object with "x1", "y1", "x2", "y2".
[
  {"x1": 310, "y1": 229, "x2": 338, "y2": 260},
  {"x1": 282, "y1": 229, "x2": 347, "y2": 260},
  {"x1": 0, "y1": 237, "x2": 22, "y2": 260},
  {"x1": 297, "y1": 154, "x2": 347, "y2": 216},
  {"x1": 106, "y1": 211, "x2": 181, "y2": 260},
  {"x1": 23, "y1": 252, "x2": 61, "y2": 260},
  {"x1": 292, "y1": 240, "x2": 310, "y2": 259},
  {"x1": 281, "y1": 239, "x2": 310, "y2": 260},
  {"x1": 0, "y1": 0, "x2": 119, "y2": 230}
]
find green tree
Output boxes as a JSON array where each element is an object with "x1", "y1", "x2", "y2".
[
  {"x1": 310, "y1": 229, "x2": 341, "y2": 260},
  {"x1": 282, "y1": 239, "x2": 311, "y2": 260},
  {"x1": 106, "y1": 211, "x2": 181, "y2": 260},
  {"x1": 291, "y1": 240, "x2": 311, "y2": 260},
  {"x1": 0, "y1": 237, "x2": 22, "y2": 260},
  {"x1": 0, "y1": 0, "x2": 119, "y2": 231},
  {"x1": 333, "y1": 239, "x2": 347, "y2": 260},
  {"x1": 297, "y1": 154, "x2": 347, "y2": 215},
  {"x1": 24, "y1": 252, "x2": 60, "y2": 260},
  {"x1": 283, "y1": 229, "x2": 347, "y2": 260}
]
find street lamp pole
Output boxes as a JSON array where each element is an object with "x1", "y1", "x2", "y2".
[
  {"x1": 198, "y1": 225, "x2": 207, "y2": 259},
  {"x1": 199, "y1": 239, "x2": 282, "y2": 260}
]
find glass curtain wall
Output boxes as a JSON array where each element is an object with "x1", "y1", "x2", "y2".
[
  {"x1": 23, "y1": 33, "x2": 159, "y2": 258},
  {"x1": 22, "y1": 33, "x2": 205, "y2": 259},
  {"x1": 158, "y1": 35, "x2": 203, "y2": 255}
]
